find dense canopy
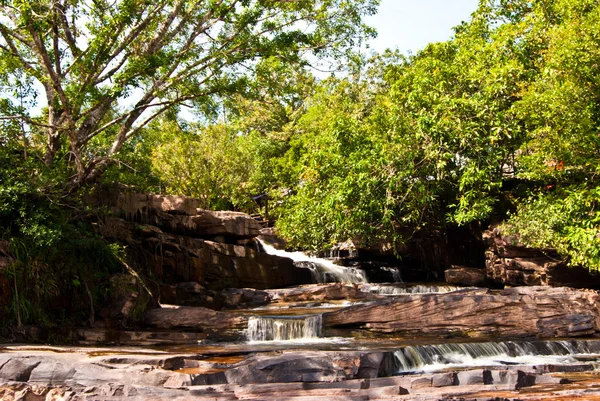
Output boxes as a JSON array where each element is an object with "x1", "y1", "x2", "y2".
[{"x1": 1, "y1": 0, "x2": 600, "y2": 331}]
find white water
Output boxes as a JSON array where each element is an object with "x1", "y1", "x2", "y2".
[
  {"x1": 247, "y1": 315, "x2": 323, "y2": 342},
  {"x1": 394, "y1": 340, "x2": 600, "y2": 373},
  {"x1": 380, "y1": 266, "x2": 403, "y2": 283},
  {"x1": 360, "y1": 284, "x2": 467, "y2": 295},
  {"x1": 259, "y1": 240, "x2": 368, "y2": 284}
]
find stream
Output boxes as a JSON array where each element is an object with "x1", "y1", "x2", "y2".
[{"x1": 191, "y1": 243, "x2": 600, "y2": 376}]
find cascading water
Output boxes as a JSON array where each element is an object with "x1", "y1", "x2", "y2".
[
  {"x1": 393, "y1": 340, "x2": 600, "y2": 373},
  {"x1": 380, "y1": 266, "x2": 403, "y2": 283},
  {"x1": 360, "y1": 283, "x2": 467, "y2": 295},
  {"x1": 247, "y1": 314, "x2": 323, "y2": 342},
  {"x1": 258, "y1": 240, "x2": 368, "y2": 284}
]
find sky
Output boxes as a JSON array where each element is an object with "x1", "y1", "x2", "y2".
[{"x1": 365, "y1": 0, "x2": 481, "y2": 54}]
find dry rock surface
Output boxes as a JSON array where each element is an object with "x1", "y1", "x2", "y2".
[
  {"x1": 2, "y1": 346, "x2": 600, "y2": 400},
  {"x1": 323, "y1": 286, "x2": 600, "y2": 338},
  {"x1": 484, "y1": 228, "x2": 600, "y2": 289},
  {"x1": 444, "y1": 265, "x2": 487, "y2": 286}
]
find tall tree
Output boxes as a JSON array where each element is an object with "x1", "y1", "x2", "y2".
[{"x1": 0, "y1": 0, "x2": 377, "y2": 187}]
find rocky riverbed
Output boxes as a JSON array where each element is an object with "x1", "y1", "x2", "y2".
[
  {"x1": 4, "y1": 193, "x2": 600, "y2": 400},
  {"x1": 3, "y1": 342, "x2": 600, "y2": 400}
]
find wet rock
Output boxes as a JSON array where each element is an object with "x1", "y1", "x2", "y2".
[
  {"x1": 3, "y1": 347, "x2": 600, "y2": 401},
  {"x1": 322, "y1": 287, "x2": 600, "y2": 338},
  {"x1": 444, "y1": 265, "x2": 486, "y2": 286},
  {"x1": 432, "y1": 372, "x2": 458, "y2": 387},
  {"x1": 410, "y1": 376, "x2": 432, "y2": 390},
  {"x1": 456, "y1": 369, "x2": 489, "y2": 385}
]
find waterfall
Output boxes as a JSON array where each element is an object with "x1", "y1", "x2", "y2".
[
  {"x1": 380, "y1": 267, "x2": 403, "y2": 283},
  {"x1": 258, "y1": 240, "x2": 368, "y2": 284},
  {"x1": 360, "y1": 284, "x2": 466, "y2": 295},
  {"x1": 393, "y1": 340, "x2": 600, "y2": 373},
  {"x1": 247, "y1": 315, "x2": 323, "y2": 342}
]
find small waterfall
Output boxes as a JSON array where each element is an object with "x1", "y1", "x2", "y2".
[
  {"x1": 360, "y1": 284, "x2": 465, "y2": 295},
  {"x1": 393, "y1": 340, "x2": 600, "y2": 373},
  {"x1": 259, "y1": 240, "x2": 368, "y2": 284},
  {"x1": 247, "y1": 315, "x2": 323, "y2": 342},
  {"x1": 380, "y1": 266, "x2": 403, "y2": 283}
]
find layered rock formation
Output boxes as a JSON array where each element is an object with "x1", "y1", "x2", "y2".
[
  {"x1": 323, "y1": 286, "x2": 600, "y2": 338},
  {"x1": 96, "y1": 193, "x2": 314, "y2": 294},
  {"x1": 484, "y1": 228, "x2": 600, "y2": 289},
  {"x1": 2, "y1": 345, "x2": 600, "y2": 400}
]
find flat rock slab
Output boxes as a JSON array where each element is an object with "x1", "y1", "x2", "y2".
[
  {"x1": 145, "y1": 306, "x2": 247, "y2": 333},
  {"x1": 110, "y1": 193, "x2": 262, "y2": 239},
  {"x1": 2, "y1": 346, "x2": 600, "y2": 400},
  {"x1": 266, "y1": 283, "x2": 386, "y2": 303},
  {"x1": 322, "y1": 286, "x2": 600, "y2": 338}
]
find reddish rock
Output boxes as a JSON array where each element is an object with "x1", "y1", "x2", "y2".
[
  {"x1": 144, "y1": 305, "x2": 247, "y2": 332},
  {"x1": 484, "y1": 228, "x2": 600, "y2": 289},
  {"x1": 98, "y1": 217, "x2": 313, "y2": 291},
  {"x1": 266, "y1": 283, "x2": 385, "y2": 303},
  {"x1": 444, "y1": 266, "x2": 486, "y2": 286},
  {"x1": 322, "y1": 286, "x2": 600, "y2": 338},
  {"x1": 105, "y1": 192, "x2": 261, "y2": 239}
]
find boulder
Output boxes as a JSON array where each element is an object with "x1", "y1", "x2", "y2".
[
  {"x1": 322, "y1": 286, "x2": 600, "y2": 338},
  {"x1": 444, "y1": 265, "x2": 486, "y2": 286},
  {"x1": 222, "y1": 351, "x2": 384, "y2": 385},
  {"x1": 108, "y1": 274, "x2": 140, "y2": 319}
]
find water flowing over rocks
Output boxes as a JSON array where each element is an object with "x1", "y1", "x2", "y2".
[
  {"x1": 3, "y1": 342, "x2": 600, "y2": 400},
  {"x1": 322, "y1": 286, "x2": 600, "y2": 338},
  {"x1": 246, "y1": 315, "x2": 323, "y2": 341},
  {"x1": 7, "y1": 192, "x2": 600, "y2": 400},
  {"x1": 97, "y1": 216, "x2": 313, "y2": 293}
]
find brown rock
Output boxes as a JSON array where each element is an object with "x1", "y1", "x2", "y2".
[
  {"x1": 98, "y1": 217, "x2": 313, "y2": 291},
  {"x1": 444, "y1": 266, "x2": 486, "y2": 286},
  {"x1": 74, "y1": 328, "x2": 208, "y2": 346},
  {"x1": 108, "y1": 193, "x2": 262, "y2": 239},
  {"x1": 267, "y1": 283, "x2": 384, "y2": 304},
  {"x1": 322, "y1": 287, "x2": 600, "y2": 338},
  {"x1": 144, "y1": 306, "x2": 247, "y2": 332},
  {"x1": 108, "y1": 274, "x2": 140, "y2": 319},
  {"x1": 484, "y1": 229, "x2": 600, "y2": 289}
]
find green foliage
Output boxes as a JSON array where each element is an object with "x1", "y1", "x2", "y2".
[
  {"x1": 0, "y1": 124, "x2": 123, "y2": 329},
  {"x1": 150, "y1": 120, "x2": 253, "y2": 210},
  {"x1": 227, "y1": 0, "x2": 600, "y2": 268},
  {"x1": 0, "y1": 0, "x2": 378, "y2": 186},
  {"x1": 502, "y1": 186, "x2": 600, "y2": 270}
]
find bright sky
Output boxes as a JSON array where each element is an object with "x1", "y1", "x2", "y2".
[{"x1": 365, "y1": 0, "x2": 480, "y2": 54}]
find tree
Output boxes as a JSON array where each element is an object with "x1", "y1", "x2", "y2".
[
  {"x1": 150, "y1": 120, "x2": 253, "y2": 210},
  {"x1": 0, "y1": 0, "x2": 377, "y2": 188}
]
